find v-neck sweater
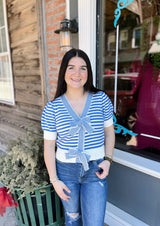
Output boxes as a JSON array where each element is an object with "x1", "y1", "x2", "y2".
[{"x1": 41, "y1": 91, "x2": 113, "y2": 165}]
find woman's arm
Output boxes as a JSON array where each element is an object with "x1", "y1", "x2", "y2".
[
  {"x1": 96, "y1": 124, "x2": 115, "y2": 179},
  {"x1": 44, "y1": 139, "x2": 57, "y2": 179},
  {"x1": 104, "y1": 124, "x2": 115, "y2": 159},
  {"x1": 44, "y1": 139, "x2": 71, "y2": 201}
]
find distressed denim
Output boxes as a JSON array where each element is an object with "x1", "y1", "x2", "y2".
[{"x1": 56, "y1": 159, "x2": 107, "y2": 226}]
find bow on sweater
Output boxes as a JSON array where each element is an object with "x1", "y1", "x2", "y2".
[
  {"x1": 67, "y1": 116, "x2": 93, "y2": 171},
  {"x1": 0, "y1": 187, "x2": 18, "y2": 216},
  {"x1": 69, "y1": 116, "x2": 93, "y2": 136},
  {"x1": 66, "y1": 149, "x2": 91, "y2": 171}
]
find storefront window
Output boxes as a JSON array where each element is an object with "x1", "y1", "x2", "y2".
[
  {"x1": 100, "y1": 0, "x2": 160, "y2": 161},
  {"x1": 0, "y1": 0, "x2": 14, "y2": 104}
]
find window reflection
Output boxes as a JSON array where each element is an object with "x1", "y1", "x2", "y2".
[{"x1": 102, "y1": 0, "x2": 160, "y2": 159}]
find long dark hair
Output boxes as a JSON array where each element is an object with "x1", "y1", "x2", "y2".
[{"x1": 54, "y1": 48, "x2": 99, "y2": 99}]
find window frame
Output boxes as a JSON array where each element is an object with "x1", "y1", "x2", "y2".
[
  {"x1": 0, "y1": 0, "x2": 14, "y2": 105},
  {"x1": 113, "y1": 148, "x2": 160, "y2": 179}
]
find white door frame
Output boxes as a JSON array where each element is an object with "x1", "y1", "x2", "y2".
[{"x1": 78, "y1": 0, "x2": 97, "y2": 86}]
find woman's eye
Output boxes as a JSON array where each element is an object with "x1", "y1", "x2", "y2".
[
  {"x1": 68, "y1": 66, "x2": 74, "y2": 70},
  {"x1": 81, "y1": 67, "x2": 87, "y2": 71}
]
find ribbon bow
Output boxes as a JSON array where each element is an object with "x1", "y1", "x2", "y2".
[
  {"x1": 69, "y1": 116, "x2": 93, "y2": 136},
  {"x1": 66, "y1": 149, "x2": 91, "y2": 171},
  {"x1": 0, "y1": 187, "x2": 18, "y2": 216}
]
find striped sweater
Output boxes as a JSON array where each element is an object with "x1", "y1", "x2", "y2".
[{"x1": 41, "y1": 91, "x2": 113, "y2": 167}]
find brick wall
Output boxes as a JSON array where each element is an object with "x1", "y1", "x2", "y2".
[{"x1": 45, "y1": 0, "x2": 66, "y2": 100}]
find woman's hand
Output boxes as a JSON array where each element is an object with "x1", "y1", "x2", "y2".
[
  {"x1": 95, "y1": 160, "x2": 111, "y2": 179},
  {"x1": 52, "y1": 180, "x2": 71, "y2": 201}
]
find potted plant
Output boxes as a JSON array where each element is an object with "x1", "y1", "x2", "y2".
[{"x1": 0, "y1": 126, "x2": 64, "y2": 226}]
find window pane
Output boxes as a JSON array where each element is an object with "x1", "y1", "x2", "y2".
[
  {"x1": 135, "y1": 29, "x2": 141, "y2": 46},
  {"x1": 0, "y1": 28, "x2": 7, "y2": 53},
  {"x1": 120, "y1": 30, "x2": 128, "y2": 49},
  {"x1": 0, "y1": 0, "x2": 4, "y2": 27},
  {"x1": 101, "y1": 0, "x2": 160, "y2": 161},
  {"x1": 0, "y1": 56, "x2": 13, "y2": 102},
  {"x1": 2, "y1": 28, "x2": 7, "y2": 52},
  {"x1": 108, "y1": 32, "x2": 116, "y2": 51},
  {"x1": 0, "y1": 29, "x2": 2, "y2": 52}
]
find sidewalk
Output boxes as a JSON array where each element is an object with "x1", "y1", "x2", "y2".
[{"x1": 0, "y1": 183, "x2": 18, "y2": 226}]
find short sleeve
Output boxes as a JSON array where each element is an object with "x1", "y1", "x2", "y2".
[
  {"x1": 41, "y1": 102, "x2": 57, "y2": 140},
  {"x1": 101, "y1": 92, "x2": 114, "y2": 127}
]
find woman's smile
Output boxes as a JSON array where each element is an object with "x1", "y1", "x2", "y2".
[{"x1": 71, "y1": 78, "x2": 81, "y2": 82}]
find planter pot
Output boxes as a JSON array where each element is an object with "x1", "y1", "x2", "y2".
[{"x1": 12, "y1": 184, "x2": 65, "y2": 226}]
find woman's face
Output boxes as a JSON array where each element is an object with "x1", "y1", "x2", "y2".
[{"x1": 65, "y1": 57, "x2": 88, "y2": 91}]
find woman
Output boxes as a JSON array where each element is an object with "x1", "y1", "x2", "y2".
[{"x1": 41, "y1": 48, "x2": 115, "y2": 226}]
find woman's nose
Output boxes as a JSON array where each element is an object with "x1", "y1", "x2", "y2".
[{"x1": 74, "y1": 68, "x2": 80, "y2": 76}]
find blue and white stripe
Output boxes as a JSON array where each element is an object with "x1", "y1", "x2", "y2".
[{"x1": 41, "y1": 91, "x2": 113, "y2": 165}]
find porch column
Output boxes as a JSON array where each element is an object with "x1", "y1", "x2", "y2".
[{"x1": 78, "y1": 0, "x2": 97, "y2": 85}]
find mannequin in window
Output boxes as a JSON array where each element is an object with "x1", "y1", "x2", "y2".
[{"x1": 127, "y1": 53, "x2": 160, "y2": 150}]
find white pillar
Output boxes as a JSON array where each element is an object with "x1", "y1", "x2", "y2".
[
  {"x1": 78, "y1": 0, "x2": 97, "y2": 85},
  {"x1": 65, "y1": 0, "x2": 70, "y2": 19}
]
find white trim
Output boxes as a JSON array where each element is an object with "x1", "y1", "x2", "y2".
[
  {"x1": 105, "y1": 202, "x2": 149, "y2": 226},
  {"x1": 65, "y1": 0, "x2": 70, "y2": 19},
  {"x1": 0, "y1": 0, "x2": 14, "y2": 105},
  {"x1": 113, "y1": 148, "x2": 160, "y2": 179},
  {"x1": 114, "y1": 25, "x2": 119, "y2": 113},
  {"x1": 43, "y1": 131, "x2": 57, "y2": 140},
  {"x1": 56, "y1": 146, "x2": 105, "y2": 163},
  {"x1": 140, "y1": 133, "x2": 160, "y2": 140},
  {"x1": 104, "y1": 117, "x2": 113, "y2": 127},
  {"x1": 78, "y1": 0, "x2": 96, "y2": 85}
]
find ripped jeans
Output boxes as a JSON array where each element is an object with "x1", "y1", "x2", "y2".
[{"x1": 56, "y1": 159, "x2": 107, "y2": 226}]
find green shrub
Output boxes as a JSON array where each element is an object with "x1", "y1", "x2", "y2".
[{"x1": 0, "y1": 127, "x2": 49, "y2": 196}]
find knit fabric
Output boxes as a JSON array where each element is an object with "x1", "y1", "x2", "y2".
[{"x1": 41, "y1": 91, "x2": 113, "y2": 164}]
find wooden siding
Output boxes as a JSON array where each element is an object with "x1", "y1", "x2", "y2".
[{"x1": 0, "y1": 0, "x2": 44, "y2": 150}]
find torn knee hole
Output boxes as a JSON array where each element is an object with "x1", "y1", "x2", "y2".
[{"x1": 67, "y1": 212, "x2": 79, "y2": 219}]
